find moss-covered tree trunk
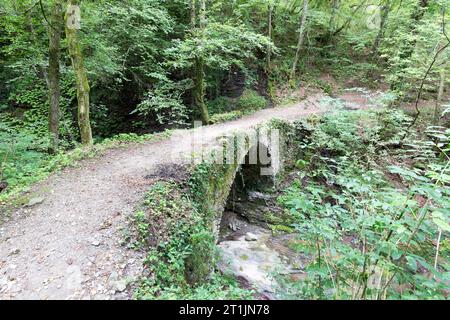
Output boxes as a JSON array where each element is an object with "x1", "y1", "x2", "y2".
[
  {"x1": 327, "y1": 0, "x2": 340, "y2": 39},
  {"x1": 191, "y1": 0, "x2": 196, "y2": 27},
  {"x1": 267, "y1": 1, "x2": 273, "y2": 72},
  {"x1": 372, "y1": 0, "x2": 391, "y2": 56},
  {"x1": 65, "y1": 0, "x2": 93, "y2": 145},
  {"x1": 290, "y1": 0, "x2": 308, "y2": 80},
  {"x1": 48, "y1": 0, "x2": 63, "y2": 148},
  {"x1": 192, "y1": 0, "x2": 210, "y2": 124},
  {"x1": 392, "y1": 0, "x2": 429, "y2": 92}
]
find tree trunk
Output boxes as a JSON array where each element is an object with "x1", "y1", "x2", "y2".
[
  {"x1": 329, "y1": 0, "x2": 340, "y2": 34},
  {"x1": 332, "y1": 0, "x2": 367, "y2": 37},
  {"x1": 48, "y1": 0, "x2": 63, "y2": 148},
  {"x1": 290, "y1": 0, "x2": 308, "y2": 80},
  {"x1": 65, "y1": 0, "x2": 93, "y2": 145},
  {"x1": 372, "y1": 0, "x2": 391, "y2": 56},
  {"x1": 392, "y1": 0, "x2": 429, "y2": 92},
  {"x1": 191, "y1": 0, "x2": 196, "y2": 28},
  {"x1": 434, "y1": 71, "x2": 445, "y2": 125},
  {"x1": 192, "y1": 0, "x2": 210, "y2": 124},
  {"x1": 267, "y1": 1, "x2": 273, "y2": 72}
]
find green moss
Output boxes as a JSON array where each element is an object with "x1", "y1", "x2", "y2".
[
  {"x1": 269, "y1": 224, "x2": 295, "y2": 234},
  {"x1": 240, "y1": 254, "x2": 249, "y2": 261},
  {"x1": 210, "y1": 111, "x2": 243, "y2": 124}
]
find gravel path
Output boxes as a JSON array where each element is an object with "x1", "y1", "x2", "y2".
[{"x1": 0, "y1": 91, "x2": 375, "y2": 300}]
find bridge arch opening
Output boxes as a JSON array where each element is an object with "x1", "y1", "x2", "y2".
[{"x1": 219, "y1": 142, "x2": 276, "y2": 240}]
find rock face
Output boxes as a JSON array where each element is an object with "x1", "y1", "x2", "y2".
[{"x1": 226, "y1": 190, "x2": 286, "y2": 227}]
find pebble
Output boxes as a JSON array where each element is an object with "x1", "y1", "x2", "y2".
[
  {"x1": 91, "y1": 240, "x2": 101, "y2": 247},
  {"x1": 114, "y1": 280, "x2": 127, "y2": 292},
  {"x1": 8, "y1": 248, "x2": 20, "y2": 256},
  {"x1": 109, "y1": 271, "x2": 118, "y2": 281},
  {"x1": 26, "y1": 197, "x2": 45, "y2": 207},
  {"x1": 245, "y1": 232, "x2": 258, "y2": 241}
]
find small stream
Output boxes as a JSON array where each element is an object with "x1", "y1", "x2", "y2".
[
  {"x1": 217, "y1": 211, "x2": 310, "y2": 299},
  {"x1": 214, "y1": 144, "x2": 312, "y2": 299}
]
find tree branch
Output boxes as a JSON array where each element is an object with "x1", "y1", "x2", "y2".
[{"x1": 333, "y1": 0, "x2": 368, "y2": 36}]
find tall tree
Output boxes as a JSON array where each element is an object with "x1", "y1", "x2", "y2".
[
  {"x1": 65, "y1": 0, "x2": 93, "y2": 145},
  {"x1": 291, "y1": 0, "x2": 308, "y2": 80},
  {"x1": 328, "y1": 0, "x2": 340, "y2": 35},
  {"x1": 192, "y1": 0, "x2": 210, "y2": 124},
  {"x1": 48, "y1": 0, "x2": 63, "y2": 148},
  {"x1": 372, "y1": 0, "x2": 392, "y2": 56},
  {"x1": 393, "y1": 0, "x2": 430, "y2": 92},
  {"x1": 267, "y1": 0, "x2": 274, "y2": 72},
  {"x1": 332, "y1": 0, "x2": 368, "y2": 37}
]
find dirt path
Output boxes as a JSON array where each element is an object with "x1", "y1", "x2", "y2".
[{"x1": 0, "y1": 91, "x2": 378, "y2": 300}]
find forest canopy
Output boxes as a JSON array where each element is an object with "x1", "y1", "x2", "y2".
[{"x1": 1, "y1": 0, "x2": 447, "y2": 146}]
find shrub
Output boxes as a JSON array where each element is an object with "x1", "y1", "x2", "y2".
[
  {"x1": 209, "y1": 111, "x2": 242, "y2": 124},
  {"x1": 207, "y1": 96, "x2": 234, "y2": 115},
  {"x1": 238, "y1": 89, "x2": 268, "y2": 111},
  {"x1": 276, "y1": 109, "x2": 450, "y2": 300}
]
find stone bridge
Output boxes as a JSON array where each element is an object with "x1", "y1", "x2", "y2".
[
  {"x1": 187, "y1": 120, "x2": 301, "y2": 238},
  {"x1": 182, "y1": 119, "x2": 306, "y2": 283}
]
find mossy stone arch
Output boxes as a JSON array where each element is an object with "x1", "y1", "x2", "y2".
[{"x1": 186, "y1": 119, "x2": 309, "y2": 283}]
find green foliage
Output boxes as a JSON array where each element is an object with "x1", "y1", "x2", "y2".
[
  {"x1": 207, "y1": 90, "x2": 268, "y2": 124},
  {"x1": 0, "y1": 0, "x2": 449, "y2": 302},
  {"x1": 133, "y1": 77, "x2": 190, "y2": 126},
  {"x1": 277, "y1": 109, "x2": 450, "y2": 300},
  {"x1": 210, "y1": 110, "x2": 243, "y2": 124},
  {"x1": 380, "y1": 5, "x2": 450, "y2": 98},
  {"x1": 132, "y1": 180, "x2": 252, "y2": 300},
  {"x1": 1, "y1": 0, "x2": 446, "y2": 157},
  {"x1": 238, "y1": 89, "x2": 268, "y2": 111},
  {"x1": 207, "y1": 96, "x2": 233, "y2": 114},
  {"x1": 0, "y1": 117, "x2": 52, "y2": 190},
  {"x1": 166, "y1": 23, "x2": 272, "y2": 71}
]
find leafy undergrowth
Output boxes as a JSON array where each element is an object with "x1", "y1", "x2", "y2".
[
  {"x1": 0, "y1": 129, "x2": 173, "y2": 206},
  {"x1": 130, "y1": 180, "x2": 253, "y2": 300},
  {"x1": 208, "y1": 89, "x2": 268, "y2": 124},
  {"x1": 277, "y1": 109, "x2": 449, "y2": 300}
]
